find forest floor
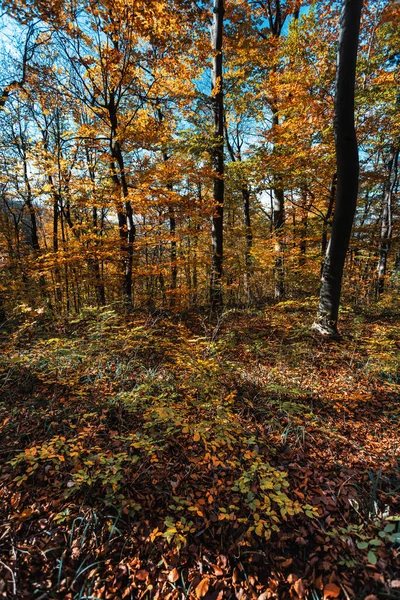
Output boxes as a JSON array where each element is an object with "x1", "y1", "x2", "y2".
[{"x1": 0, "y1": 298, "x2": 399, "y2": 600}]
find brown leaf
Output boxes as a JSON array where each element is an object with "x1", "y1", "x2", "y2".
[
  {"x1": 218, "y1": 555, "x2": 228, "y2": 568},
  {"x1": 212, "y1": 564, "x2": 224, "y2": 576},
  {"x1": 135, "y1": 569, "x2": 149, "y2": 581},
  {"x1": 294, "y1": 578, "x2": 306, "y2": 599},
  {"x1": 281, "y1": 558, "x2": 293, "y2": 568},
  {"x1": 168, "y1": 568, "x2": 179, "y2": 583},
  {"x1": 232, "y1": 567, "x2": 240, "y2": 584},
  {"x1": 287, "y1": 573, "x2": 298, "y2": 584},
  {"x1": 196, "y1": 577, "x2": 210, "y2": 598},
  {"x1": 323, "y1": 583, "x2": 341, "y2": 599}
]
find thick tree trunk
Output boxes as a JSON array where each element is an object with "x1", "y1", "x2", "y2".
[
  {"x1": 312, "y1": 0, "x2": 363, "y2": 338},
  {"x1": 210, "y1": 0, "x2": 225, "y2": 308},
  {"x1": 376, "y1": 148, "x2": 398, "y2": 297}
]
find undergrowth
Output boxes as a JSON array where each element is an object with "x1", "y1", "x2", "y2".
[{"x1": 0, "y1": 299, "x2": 399, "y2": 599}]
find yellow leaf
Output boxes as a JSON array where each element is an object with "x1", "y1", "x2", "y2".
[{"x1": 193, "y1": 432, "x2": 200, "y2": 442}]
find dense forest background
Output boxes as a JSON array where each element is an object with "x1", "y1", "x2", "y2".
[
  {"x1": 0, "y1": 0, "x2": 398, "y2": 319},
  {"x1": 0, "y1": 1, "x2": 399, "y2": 599}
]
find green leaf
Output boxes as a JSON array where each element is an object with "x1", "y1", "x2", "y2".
[
  {"x1": 367, "y1": 550, "x2": 377, "y2": 565},
  {"x1": 357, "y1": 541, "x2": 368, "y2": 549}
]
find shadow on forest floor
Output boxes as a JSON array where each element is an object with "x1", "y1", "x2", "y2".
[{"x1": 0, "y1": 301, "x2": 399, "y2": 599}]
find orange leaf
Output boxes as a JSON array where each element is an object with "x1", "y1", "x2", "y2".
[
  {"x1": 212, "y1": 564, "x2": 224, "y2": 576},
  {"x1": 168, "y1": 568, "x2": 179, "y2": 583},
  {"x1": 323, "y1": 583, "x2": 341, "y2": 598},
  {"x1": 195, "y1": 577, "x2": 209, "y2": 598}
]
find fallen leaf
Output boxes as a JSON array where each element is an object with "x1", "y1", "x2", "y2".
[
  {"x1": 195, "y1": 577, "x2": 209, "y2": 598},
  {"x1": 135, "y1": 569, "x2": 149, "y2": 581},
  {"x1": 323, "y1": 583, "x2": 340, "y2": 598},
  {"x1": 281, "y1": 558, "x2": 293, "y2": 568},
  {"x1": 212, "y1": 564, "x2": 224, "y2": 576},
  {"x1": 168, "y1": 568, "x2": 179, "y2": 583},
  {"x1": 294, "y1": 578, "x2": 306, "y2": 598}
]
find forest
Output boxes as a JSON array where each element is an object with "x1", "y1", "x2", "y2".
[{"x1": 0, "y1": 0, "x2": 399, "y2": 598}]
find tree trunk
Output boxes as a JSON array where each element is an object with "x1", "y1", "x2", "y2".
[
  {"x1": 312, "y1": 0, "x2": 363, "y2": 338},
  {"x1": 52, "y1": 189, "x2": 63, "y2": 307},
  {"x1": 299, "y1": 191, "x2": 308, "y2": 268},
  {"x1": 376, "y1": 148, "x2": 398, "y2": 297},
  {"x1": 210, "y1": 0, "x2": 225, "y2": 308},
  {"x1": 242, "y1": 185, "x2": 253, "y2": 303},
  {"x1": 321, "y1": 172, "x2": 337, "y2": 260},
  {"x1": 271, "y1": 110, "x2": 285, "y2": 300},
  {"x1": 108, "y1": 94, "x2": 135, "y2": 308}
]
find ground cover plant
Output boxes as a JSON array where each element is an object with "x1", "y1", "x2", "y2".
[{"x1": 0, "y1": 300, "x2": 399, "y2": 599}]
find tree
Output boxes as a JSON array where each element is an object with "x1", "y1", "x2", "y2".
[
  {"x1": 210, "y1": 0, "x2": 225, "y2": 307},
  {"x1": 312, "y1": 0, "x2": 364, "y2": 338}
]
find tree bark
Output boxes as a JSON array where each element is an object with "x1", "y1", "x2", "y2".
[
  {"x1": 312, "y1": 0, "x2": 363, "y2": 338},
  {"x1": 108, "y1": 93, "x2": 135, "y2": 308},
  {"x1": 321, "y1": 173, "x2": 337, "y2": 260},
  {"x1": 376, "y1": 148, "x2": 398, "y2": 297},
  {"x1": 271, "y1": 110, "x2": 285, "y2": 300},
  {"x1": 210, "y1": 0, "x2": 225, "y2": 308},
  {"x1": 224, "y1": 123, "x2": 253, "y2": 303}
]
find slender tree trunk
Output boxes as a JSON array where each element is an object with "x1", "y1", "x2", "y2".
[
  {"x1": 168, "y1": 204, "x2": 177, "y2": 305},
  {"x1": 376, "y1": 148, "x2": 398, "y2": 297},
  {"x1": 22, "y1": 153, "x2": 48, "y2": 297},
  {"x1": 321, "y1": 173, "x2": 337, "y2": 260},
  {"x1": 312, "y1": 0, "x2": 363, "y2": 338},
  {"x1": 242, "y1": 185, "x2": 253, "y2": 303},
  {"x1": 299, "y1": 192, "x2": 308, "y2": 268},
  {"x1": 113, "y1": 142, "x2": 135, "y2": 306},
  {"x1": 91, "y1": 206, "x2": 106, "y2": 306},
  {"x1": 224, "y1": 123, "x2": 253, "y2": 304},
  {"x1": 210, "y1": 0, "x2": 225, "y2": 307},
  {"x1": 52, "y1": 190, "x2": 62, "y2": 307},
  {"x1": 272, "y1": 110, "x2": 285, "y2": 299},
  {"x1": 157, "y1": 108, "x2": 178, "y2": 307}
]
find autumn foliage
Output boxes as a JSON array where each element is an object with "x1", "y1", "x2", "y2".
[{"x1": 0, "y1": 0, "x2": 399, "y2": 598}]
